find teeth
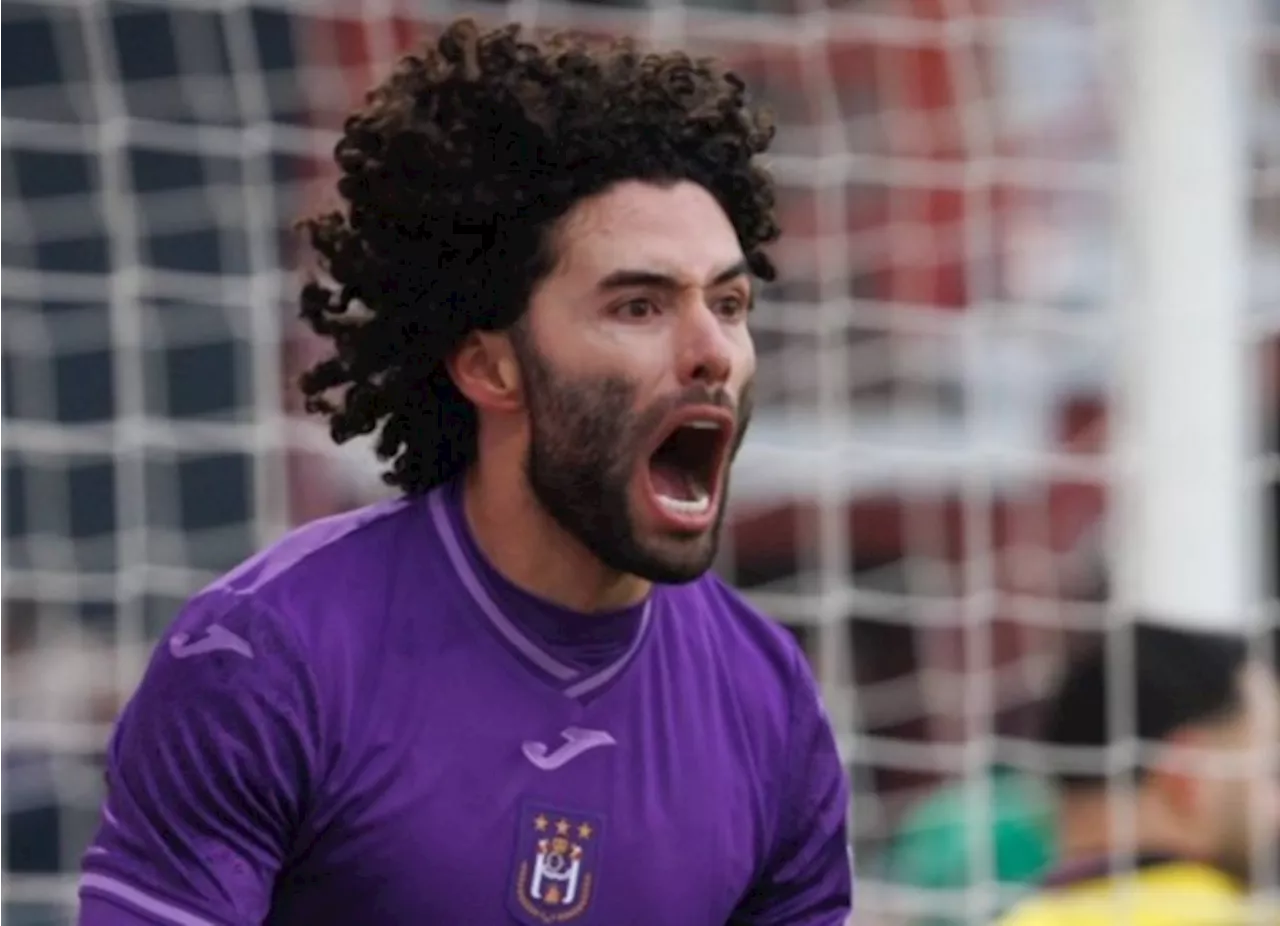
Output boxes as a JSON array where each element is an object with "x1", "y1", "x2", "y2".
[
  {"x1": 684, "y1": 420, "x2": 723, "y2": 431},
  {"x1": 657, "y1": 486, "x2": 712, "y2": 516}
]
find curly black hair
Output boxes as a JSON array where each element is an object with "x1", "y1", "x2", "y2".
[{"x1": 298, "y1": 18, "x2": 780, "y2": 496}]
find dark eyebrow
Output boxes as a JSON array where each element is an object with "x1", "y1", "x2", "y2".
[{"x1": 595, "y1": 258, "x2": 752, "y2": 293}]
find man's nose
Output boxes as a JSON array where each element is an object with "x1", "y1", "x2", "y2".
[{"x1": 676, "y1": 301, "x2": 733, "y2": 388}]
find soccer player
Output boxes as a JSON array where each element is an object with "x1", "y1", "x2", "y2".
[
  {"x1": 998, "y1": 623, "x2": 1280, "y2": 926},
  {"x1": 77, "y1": 19, "x2": 853, "y2": 926}
]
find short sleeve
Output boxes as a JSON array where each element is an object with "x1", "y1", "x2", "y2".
[
  {"x1": 79, "y1": 590, "x2": 323, "y2": 926},
  {"x1": 732, "y1": 643, "x2": 853, "y2": 925}
]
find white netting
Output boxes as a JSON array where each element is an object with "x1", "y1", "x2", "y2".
[{"x1": 2, "y1": 1, "x2": 1277, "y2": 924}]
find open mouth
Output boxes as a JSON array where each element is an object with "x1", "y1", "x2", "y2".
[{"x1": 645, "y1": 412, "x2": 733, "y2": 521}]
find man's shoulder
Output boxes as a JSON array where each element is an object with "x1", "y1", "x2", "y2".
[
  {"x1": 995, "y1": 864, "x2": 1251, "y2": 926},
  {"x1": 666, "y1": 573, "x2": 809, "y2": 700},
  {"x1": 165, "y1": 495, "x2": 432, "y2": 666},
  {"x1": 676, "y1": 571, "x2": 801, "y2": 644},
  {"x1": 995, "y1": 896, "x2": 1250, "y2": 926},
  {"x1": 211, "y1": 495, "x2": 421, "y2": 600}
]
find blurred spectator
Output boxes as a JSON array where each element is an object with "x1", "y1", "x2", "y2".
[
  {"x1": 3, "y1": 598, "x2": 121, "y2": 878},
  {"x1": 879, "y1": 765, "x2": 1056, "y2": 926},
  {"x1": 997, "y1": 623, "x2": 1280, "y2": 926}
]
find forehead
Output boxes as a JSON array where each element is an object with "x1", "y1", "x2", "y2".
[{"x1": 549, "y1": 179, "x2": 746, "y2": 284}]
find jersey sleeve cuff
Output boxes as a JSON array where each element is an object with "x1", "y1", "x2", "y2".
[{"x1": 79, "y1": 873, "x2": 227, "y2": 926}]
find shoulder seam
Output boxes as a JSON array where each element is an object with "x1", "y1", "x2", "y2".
[{"x1": 221, "y1": 498, "x2": 413, "y2": 600}]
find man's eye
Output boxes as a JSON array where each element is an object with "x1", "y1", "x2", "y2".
[
  {"x1": 716, "y1": 296, "x2": 749, "y2": 318},
  {"x1": 617, "y1": 299, "x2": 657, "y2": 319}
]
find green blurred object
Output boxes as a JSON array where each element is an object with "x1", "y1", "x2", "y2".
[{"x1": 880, "y1": 767, "x2": 1057, "y2": 926}]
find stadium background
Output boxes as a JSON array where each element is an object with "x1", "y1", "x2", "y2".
[{"x1": 2, "y1": 0, "x2": 1278, "y2": 923}]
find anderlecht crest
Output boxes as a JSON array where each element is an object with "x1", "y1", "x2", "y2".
[{"x1": 508, "y1": 802, "x2": 604, "y2": 925}]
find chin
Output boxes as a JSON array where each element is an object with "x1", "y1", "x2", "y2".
[
  {"x1": 625, "y1": 528, "x2": 720, "y2": 585},
  {"x1": 599, "y1": 462, "x2": 730, "y2": 585},
  {"x1": 630, "y1": 557, "x2": 715, "y2": 586}
]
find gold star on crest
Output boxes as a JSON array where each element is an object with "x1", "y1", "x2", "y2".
[
  {"x1": 555, "y1": 818, "x2": 571, "y2": 836},
  {"x1": 577, "y1": 823, "x2": 593, "y2": 840},
  {"x1": 533, "y1": 814, "x2": 549, "y2": 832}
]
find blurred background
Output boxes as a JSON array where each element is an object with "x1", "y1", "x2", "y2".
[{"x1": 2, "y1": 0, "x2": 1278, "y2": 923}]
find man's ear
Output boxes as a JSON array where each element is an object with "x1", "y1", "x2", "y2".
[
  {"x1": 447, "y1": 331, "x2": 523, "y2": 413},
  {"x1": 1149, "y1": 728, "x2": 1209, "y2": 820}
]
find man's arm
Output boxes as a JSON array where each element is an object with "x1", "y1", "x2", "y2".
[
  {"x1": 732, "y1": 644, "x2": 853, "y2": 926},
  {"x1": 79, "y1": 590, "x2": 322, "y2": 926}
]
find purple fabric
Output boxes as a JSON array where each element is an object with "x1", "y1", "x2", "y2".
[
  {"x1": 80, "y1": 486, "x2": 852, "y2": 925},
  {"x1": 79, "y1": 882, "x2": 220, "y2": 926},
  {"x1": 440, "y1": 479, "x2": 646, "y2": 672}
]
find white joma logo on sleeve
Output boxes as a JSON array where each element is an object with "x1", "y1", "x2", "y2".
[
  {"x1": 168, "y1": 625, "x2": 254, "y2": 660},
  {"x1": 522, "y1": 727, "x2": 616, "y2": 770}
]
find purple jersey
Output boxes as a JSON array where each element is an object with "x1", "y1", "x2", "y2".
[{"x1": 79, "y1": 483, "x2": 852, "y2": 925}]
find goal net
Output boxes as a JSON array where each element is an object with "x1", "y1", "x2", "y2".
[{"x1": 3, "y1": 1, "x2": 1277, "y2": 924}]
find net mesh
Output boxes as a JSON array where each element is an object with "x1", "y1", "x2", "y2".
[{"x1": 3, "y1": 1, "x2": 1278, "y2": 924}]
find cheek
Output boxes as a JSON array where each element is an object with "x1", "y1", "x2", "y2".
[
  {"x1": 1221, "y1": 774, "x2": 1265, "y2": 831},
  {"x1": 730, "y1": 331, "x2": 756, "y2": 389}
]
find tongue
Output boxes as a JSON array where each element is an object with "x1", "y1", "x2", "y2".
[{"x1": 650, "y1": 461, "x2": 699, "y2": 501}]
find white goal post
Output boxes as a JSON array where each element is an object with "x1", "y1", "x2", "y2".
[{"x1": 1111, "y1": 0, "x2": 1260, "y2": 630}]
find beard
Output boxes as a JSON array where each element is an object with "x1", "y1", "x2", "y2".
[{"x1": 513, "y1": 331, "x2": 752, "y2": 586}]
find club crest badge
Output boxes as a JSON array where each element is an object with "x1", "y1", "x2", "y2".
[{"x1": 508, "y1": 802, "x2": 604, "y2": 924}]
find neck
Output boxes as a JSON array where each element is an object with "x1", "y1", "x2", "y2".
[
  {"x1": 1055, "y1": 788, "x2": 1206, "y2": 868},
  {"x1": 461, "y1": 462, "x2": 651, "y2": 614}
]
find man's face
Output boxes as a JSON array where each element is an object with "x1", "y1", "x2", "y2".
[
  {"x1": 1196, "y1": 663, "x2": 1280, "y2": 885},
  {"x1": 513, "y1": 179, "x2": 756, "y2": 584}
]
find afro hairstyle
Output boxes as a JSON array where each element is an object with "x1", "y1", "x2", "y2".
[{"x1": 297, "y1": 18, "x2": 780, "y2": 496}]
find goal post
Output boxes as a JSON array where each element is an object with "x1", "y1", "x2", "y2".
[
  {"x1": 1111, "y1": 0, "x2": 1261, "y2": 631},
  {"x1": 1104, "y1": 0, "x2": 1276, "y2": 902}
]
